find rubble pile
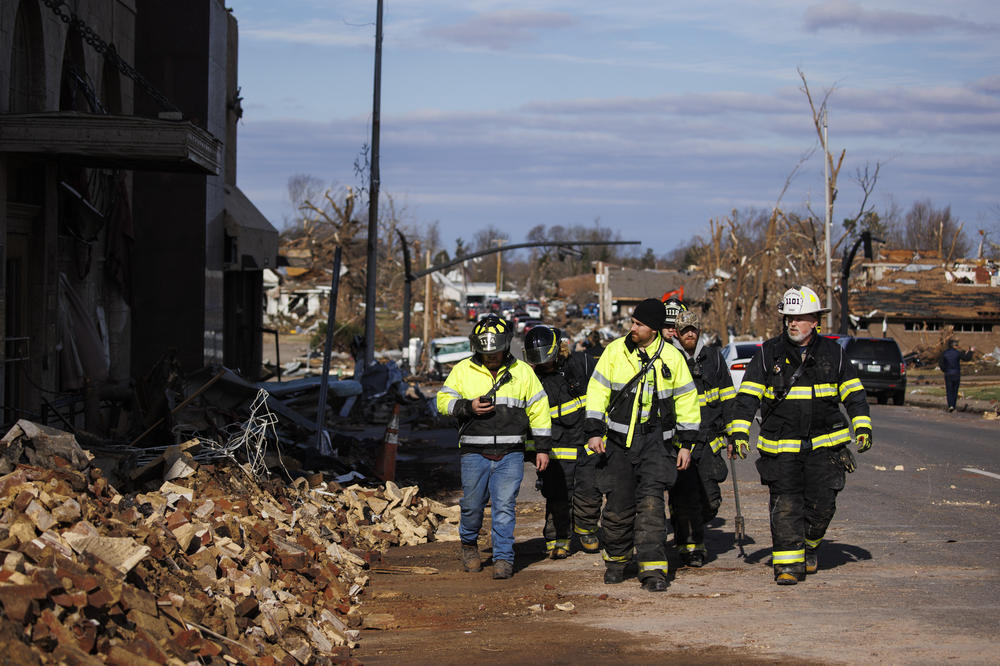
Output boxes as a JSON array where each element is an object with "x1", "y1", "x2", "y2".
[{"x1": 0, "y1": 420, "x2": 459, "y2": 664}]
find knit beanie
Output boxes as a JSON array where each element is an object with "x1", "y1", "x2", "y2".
[{"x1": 632, "y1": 298, "x2": 666, "y2": 330}]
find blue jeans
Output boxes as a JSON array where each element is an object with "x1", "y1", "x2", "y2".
[{"x1": 460, "y1": 452, "x2": 525, "y2": 563}]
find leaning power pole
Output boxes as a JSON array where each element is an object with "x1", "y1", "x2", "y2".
[
  {"x1": 363, "y1": 0, "x2": 384, "y2": 366},
  {"x1": 822, "y1": 106, "x2": 834, "y2": 331}
]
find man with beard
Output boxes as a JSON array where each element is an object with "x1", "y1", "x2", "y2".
[
  {"x1": 584, "y1": 298, "x2": 701, "y2": 591},
  {"x1": 729, "y1": 286, "x2": 872, "y2": 585},
  {"x1": 668, "y1": 309, "x2": 735, "y2": 567}
]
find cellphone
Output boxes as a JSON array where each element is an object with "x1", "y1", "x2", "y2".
[{"x1": 479, "y1": 395, "x2": 494, "y2": 406}]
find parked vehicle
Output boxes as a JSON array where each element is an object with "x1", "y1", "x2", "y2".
[
  {"x1": 524, "y1": 300, "x2": 542, "y2": 319},
  {"x1": 428, "y1": 336, "x2": 473, "y2": 380},
  {"x1": 521, "y1": 319, "x2": 543, "y2": 336},
  {"x1": 565, "y1": 303, "x2": 581, "y2": 318},
  {"x1": 582, "y1": 302, "x2": 600, "y2": 318},
  {"x1": 721, "y1": 339, "x2": 763, "y2": 390},
  {"x1": 836, "y1": 337, "x2": 907, "y2": 405}
]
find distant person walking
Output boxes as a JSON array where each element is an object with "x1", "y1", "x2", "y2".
[{"x1": 939, "y1": 339, "x2": 975, "y2": 412}]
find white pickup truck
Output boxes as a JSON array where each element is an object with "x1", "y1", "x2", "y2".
[{"x1": 428, "y1": 336, "x2": 474, "y2": 379}]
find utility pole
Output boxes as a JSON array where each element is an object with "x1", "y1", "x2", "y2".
[
  {"x1": 423, "y1": 250, "x2": 432, "y2": 371},
  {"x1": 822, "y1": 106, "x2": 834, "y2": 331},
  {"x1": 363, "y1": 0, "x2": 383, "y2": 366},
  {"x1": 494, "y1": 238, "x2": 504, "y2": 297}
]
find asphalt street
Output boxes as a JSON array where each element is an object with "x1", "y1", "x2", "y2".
[
  {"x1": 775, "y1": 402, "x2": 1000, "y2": 638},
  {"x1": 377, "y1": 398, "x2": 1000, "y2": 663}
]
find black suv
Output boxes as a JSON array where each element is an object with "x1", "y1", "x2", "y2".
[{"x1": 836, "y1": 337, "x2": 907, "y2": 405}]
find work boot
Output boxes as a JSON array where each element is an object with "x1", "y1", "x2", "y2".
[
  {"x1": 687, "y1": 550, "x2": 706, "y2": 568},
  {"x1": 677, "y1": 549, "x2": 692, "y2": 567},
  {"x1": 775, "y1": 572, "x2": 798, "y2": 585},
  {"x1": 640, "y1": 575, "x2": 669, "y2": 592},
  {"x1": 774, "y1": 566, "x2": 805, "y2": 585},
  {"x1": 805, "y1": 548, "x2": 818, "y2": 575},
  {"x1": 492, "y1": 560, "x2": 514, "y2": 579},
  {"x1": 579, "y1": 534, "x2": 600, "y2": 554},
  {"x1": 461, "y1": 542, "x2": 482, "y2": 572},
  {"x1": 603, "y1": 565, "x2": 626, "y2": 584},
  {"x1": 551, "y1": 546, "x2": 570, "y2": 560}
]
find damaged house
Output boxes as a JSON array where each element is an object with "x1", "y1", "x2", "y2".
[
  {"x1": 849, "y1": 250, "x2": 1000, "y2": 353},
  {"x1": 558, "y1": 263, "x2": 705, "y2": 326},
  {"x1": 0, "y1": 0, "x2": 277, "y2": 432}
]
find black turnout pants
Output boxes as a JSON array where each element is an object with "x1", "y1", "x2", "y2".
[
  {"x1": 572, "y1": 448, "x2": 603, "y2": 539},
  {"x1": 598, "y1": 429, "x2": 677, "y2": 581},
  {"x1": 756, "y1": 446, "x2": 845, "y2": 574},
  {"x1": 540, "y1": 454, "x2": 576, "y2": 547},
  {"x1": 670, "y1": 446, "x2": 727, "y2": 549}
]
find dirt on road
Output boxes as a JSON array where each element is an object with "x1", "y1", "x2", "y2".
[
  {"x1": 352, "y1": 468, "x2": 997, "y2": 665},
  {"x1": 353, "y1": 503, "x2": 789, "y2": 666}
]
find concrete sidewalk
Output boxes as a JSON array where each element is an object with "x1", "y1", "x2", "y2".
[{"x1": 903, "y1": 391, "x2": 997, "y2": 416}]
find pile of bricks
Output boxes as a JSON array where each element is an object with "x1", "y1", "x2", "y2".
[{"x1": 0, "y1": 420, "x2": 459, "y2": 664}]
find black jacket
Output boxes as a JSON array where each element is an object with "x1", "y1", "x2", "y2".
[
  {"x1": 730, "y1": 333, "x2": 871, "y2": 455},
  {"x1": 939, "y1": 347, "x2": 973, "y2": 376},
  {"x1": 533, "y1": 351, "x2": 591, "y2": 459},
  {"x1": 672, "y1": 339, "x2": 735, "y2": 454}
]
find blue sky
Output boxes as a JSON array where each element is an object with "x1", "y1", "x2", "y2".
[{"x1": 228, "y1": 1, "x2": 1000, "y2": 256}]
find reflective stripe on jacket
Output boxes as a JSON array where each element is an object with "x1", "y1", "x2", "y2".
[
  {"x1": 730, "y1": 333, "x2": 870, "y2": 455},
  {"x1": 584, "y1": 334, "x2": 701, "y2": 448},
  {"x1": 672, "y1": 338, "x2": 735, "y2": 453},
  {"x1": 437, "y1": 355, "x2": 552, "y2": 456},
  {"x1": 528, "y1": 352, "x2": 589, "y2": 456}
]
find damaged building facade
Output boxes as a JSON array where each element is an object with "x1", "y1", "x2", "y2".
[
  {"x1": 849, "y1": 250, "x2": 1000, "y2": 353},
  {"x1": 0, "y1": 0, "x2": 277, "y2": 430}
]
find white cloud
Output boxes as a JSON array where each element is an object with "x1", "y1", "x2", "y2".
[
  {"x1": 424, "y1": 10, "x2": 578, "y2": 50},
  {"x1": 803, "y1": 1, "x2": 998, "y2": 35}
]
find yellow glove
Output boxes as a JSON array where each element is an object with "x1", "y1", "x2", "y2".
[
  {"x1": 729, "y1": 436, "x2": 749, "y2": 459},
  {"x1": 855, "y1": 431, "x2": 871, "y2": 453}
]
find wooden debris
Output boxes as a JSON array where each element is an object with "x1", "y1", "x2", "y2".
[
  {"x1": 0, "y1": 420, "x2": 458, "y2": 664},
  {"x1": 369, "y1": 564, "x2": 438, "y2": 575}
]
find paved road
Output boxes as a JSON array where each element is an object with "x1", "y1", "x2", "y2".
[
  {"x1": 824, "y1": 403, "x2": 1000, "y2": 636},
  {"x1": 389, "y1": 399, "x2": 1000, "y2": 663}
]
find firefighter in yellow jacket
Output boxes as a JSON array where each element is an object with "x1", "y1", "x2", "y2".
[
  {"x1": 585, "y1": 298, "x2": 701, "y2": 592},
  {"x1": 436, "y1": 315, "x2": 552, "y2": 579}
]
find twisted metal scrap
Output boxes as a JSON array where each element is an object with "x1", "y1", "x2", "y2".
[
  {"x1": 202, "y1": 389, "x2": 291, "y2": 482},
  {"x1": 163, "y1": 389, "x2": 291, "y2": 483}
]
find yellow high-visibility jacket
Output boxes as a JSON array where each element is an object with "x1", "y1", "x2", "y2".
[
  {"x1": 437, "y1": 355, "x2": 552, "y2": 456},
  {"x1": 584, "y1": 334, "x2": 701, "y2": 448}
]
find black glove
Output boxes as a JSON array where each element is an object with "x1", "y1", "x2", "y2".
[{"x1": 453, "y1": 398, "x2": 473, "y2": 419}]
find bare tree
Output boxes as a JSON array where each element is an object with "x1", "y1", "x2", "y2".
[{"x1": 900, "y1": 200, "x2": 970, "y2": 258}]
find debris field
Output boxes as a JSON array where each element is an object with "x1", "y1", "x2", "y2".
[{"x1": 0, "y1": 419, "x2": 458, "y2": 665}]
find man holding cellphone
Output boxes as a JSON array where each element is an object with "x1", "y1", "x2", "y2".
[{"x1": 437, "y1": 315, "x2": 551, "y2": 579}]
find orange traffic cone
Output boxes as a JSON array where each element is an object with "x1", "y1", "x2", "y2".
[{"x1": 375, "y1": 403, "x2": 400, "y2": 482}]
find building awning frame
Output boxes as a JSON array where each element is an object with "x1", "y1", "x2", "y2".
[{"x1": 0, "y1": 111, "x2": 222, "y2": 175}]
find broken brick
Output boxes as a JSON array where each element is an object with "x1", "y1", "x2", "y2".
[{"x1": 0, "y1": 583, "x2": 47, "y2": 622}]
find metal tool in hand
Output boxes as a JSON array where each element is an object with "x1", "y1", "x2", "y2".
[{"x1": 730, "y1": 454, "x2": 747, "y2": 558}]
